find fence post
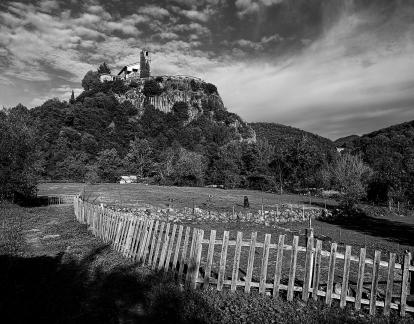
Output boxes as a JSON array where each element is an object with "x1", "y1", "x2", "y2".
[
  {"x1": 400, "y1": 252, "x2": 411, "y2": 316},
  {"x1": 302, "y1": 231, "x2": 314, "y2": 301}
]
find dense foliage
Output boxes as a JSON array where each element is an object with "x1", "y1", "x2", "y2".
[
  {"x1": 0, "y1": 105, "x2": 42, "y2": 201},
  {"x1": 338, "y1": 121, "x2": 414, "y2": 204},
  {"x1": 251, "y1": 122, "x2": 337, "y2": 192}
]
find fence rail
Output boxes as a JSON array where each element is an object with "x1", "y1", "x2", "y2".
[{"x1": 73, "y1": 197, "x2": 414, "y2": 317}]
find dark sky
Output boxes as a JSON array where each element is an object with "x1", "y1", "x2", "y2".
[{"x1": 1, "y1": 0, "x2": 413, "y2": 139}]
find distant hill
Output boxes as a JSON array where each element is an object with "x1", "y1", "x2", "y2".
[
  {"x1": 334, "y1": 135, "x2": 359, "y2": 148},
  {"x1": 250, "y1": 122, "x2": 336, "y2": 154}
]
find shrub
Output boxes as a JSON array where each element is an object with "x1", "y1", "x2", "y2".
[{"x1": 143, "y1": 79, "x2": 163, "y2": 97}]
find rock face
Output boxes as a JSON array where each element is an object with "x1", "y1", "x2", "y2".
[{"x1": 115, "y1": 75, "x2": 256, "y2": 143}]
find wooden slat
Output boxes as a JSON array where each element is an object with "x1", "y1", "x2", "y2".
[
  {"x1": 231, "y1": 232, "x2": 243, "y2": 291},
  {"x1": 312, "y1": 239, "x2": 322, "y2": 300},
  {"x1": 164, "y1": 224, "x2": 177, "y2": 271},
  {"x1": 178, "y1": 226, "x2": 191, "y2": 280},
  {"x1": 204, "y1": 230, "x2": 216, "y2": 289},
  {"x1": 273, "y1": 234, "x2": 285, "y2": 298},
  {"x1": 186, "y1": 229, "x2": 198, "y2": 284},
  {"x1": 172, "y1": 225, "x2": 184, "y2": 272},
  {"x1": 340, "y1": 245, "x2": 352, "y2": 308},
  {"x1": 217, "y1": 231, "x2": 230, "y2": 291},
  {"x1": 245, "y1": 232, "x2": 257, "y2": 293},
  {"x1": 133, "y1": 219, "x2": 145, "y2": 259},
  {"x1": 302, "y1": 233, "x2": 314, "y2": 301},
  {"x1": 152, "y1": 222, "x2": 165, "y2": 270},
  {"x1": 287, "y1": 236, "x2": 299, "y2": 301},
  {"x1": 114, "y1": 216, "x2": 124, "y2": 251},
  {"x1": 138, "y1": 219, "x2": 153, "y2": 262},
  {"x1": 384, "y1": 253, "x2": 396, "y2": 316},
  {"x1": 124, "y1": 218, "x2": 138, "y2": 258},
  {"x1": 158, "y1": 235, "x2": 170, "y2": 270},
  {"x1": 369, "y1": 250, "x2": 381, "y2": 316},
  {"x1": 192, "y1": 229, "x2": 204, "y2": 289},
  {"x1": 355, "y1": 247, "x2": 366, "y2": 310},
  {"x1": 400, "y1": 252, "x2": 411, "y2": 317},
  {"x1": 326, "y1": 242, "x2": 337, "y2": 306},
  {"x1": 147, "y1": 220, "x2": 159, "y2": 266},
  {"x1": 259, "y1": 234, "x2": 271, "y2": 294}
]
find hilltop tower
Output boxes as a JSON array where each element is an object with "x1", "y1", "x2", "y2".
[{"x1": 140, "y1": 49, "x2": 151, "y2": 78}]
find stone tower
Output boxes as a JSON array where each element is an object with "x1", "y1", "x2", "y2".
[{"x1": 140, "y1": 49, "x2": 150, "y2": 78}]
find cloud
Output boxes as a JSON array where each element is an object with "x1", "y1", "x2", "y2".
[
  {"x1": 30, "y1": 85, "x2": 83, "y2": 107},
  {"x1": 235, "y1": 0, "x2": 283, "y2": 16},
  {"x1": 205, "y1": 5, "x2": 414, "y2": 138},
  {"x1": 138, "y1": 5, "x2": 169, "y2": 19}
]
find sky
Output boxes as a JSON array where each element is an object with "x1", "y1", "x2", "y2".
[{"x1": 1, "y1": 0, "x2": 414, "y2": 139}]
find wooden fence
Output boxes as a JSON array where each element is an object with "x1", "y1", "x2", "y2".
[
  {"x1": 44, "y1": 194, "x2": 77, "y2": 205},
  {"x1": 73, "y1": 197, "x2": 414, "y2": 317}
]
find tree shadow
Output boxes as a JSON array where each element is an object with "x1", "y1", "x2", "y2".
[
  {"x1": 322, "y1": 210, "x2": 414, "y2": 247},
  {"x1": 0, "y1": 246, "x2": 217, "y2": 324}
]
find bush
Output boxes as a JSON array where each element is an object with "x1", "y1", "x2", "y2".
[{"x1": 143, "y1": 80, "x2": 163, "y2": 97}]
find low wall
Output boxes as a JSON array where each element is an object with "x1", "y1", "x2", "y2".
[{"x1": 106, "y1": 203, "x2": 332, "y2": 227}]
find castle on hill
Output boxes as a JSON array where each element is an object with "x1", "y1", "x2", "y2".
[{"x1": 99, "y1": 49, "x2": 202, "y2": 84}]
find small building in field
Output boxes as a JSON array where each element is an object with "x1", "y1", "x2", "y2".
[{"x1": 119, "y1": 175, "x2": 137, "y2": 184}]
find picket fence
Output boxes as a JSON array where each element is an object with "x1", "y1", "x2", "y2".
[
  {"x1": 38, "y1": 194, "x2": 77, "y2": 205},
  {"x1": 73, "y1": 197, "x2": 414, "y2": 317}
]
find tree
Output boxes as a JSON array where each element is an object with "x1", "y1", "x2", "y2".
[
  {"x1": 97, "y1": 62, "x2": 111, "y2": 75},
  {"x1": 204, "y1": 83, "x2": 217, "y2": 94},
  {"x1": 96, "y1": 149, "x2": 122, "y2": 182},
  {"x1": 0, "y1": 107, "x2": 42, "y2": 201},
  {"x1": 143, "y1": 79, "x2": 163, "y2": 97},
  {"x1": 123, "y1": 138, "x2": 153, "y2": 178},
  {"x1": 69, "y1": 90, "x2": 75, "y2": 104},
  {"x1": 172, "y1": 148, "x2": 206, "y2": 186},
  {"x1": 81, "y1": 71, "x2": 100, "y2": 91},
  {"x1": 323, "y1": 153, "x2": 373, "y2": 209},
  {"x1": 172, "y1": 101, "x2": 189, "y2": 122}
]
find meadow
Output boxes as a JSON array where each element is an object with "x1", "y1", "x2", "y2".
[{"x1": 38, "y1": 183, "x2": 414, "y2": 258}]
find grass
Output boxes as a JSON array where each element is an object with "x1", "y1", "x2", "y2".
[
  {"x1": 37, "y1": 182, "x2": 337, "y2": 211},
  {"x1": 36, "y1": 183, "x2": 414, "y2": 317},
  {"x1": 1, "y1": 202, "x2": 413, "y2": 323}
]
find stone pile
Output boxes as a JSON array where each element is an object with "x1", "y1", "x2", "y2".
[{"x1": 108, "y1": 203, "x2": 332, "y2": 227}]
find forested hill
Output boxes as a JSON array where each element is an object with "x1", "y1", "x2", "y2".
[
  {"x1": 334, "y1": 135, "x2": 360, "y2": 148},
  {"x1": 340, "y1": 120, "x2": 414, "y2": 203},
  {"x1": 250, "y1": 122, "x2": 336, "y2": 157}
]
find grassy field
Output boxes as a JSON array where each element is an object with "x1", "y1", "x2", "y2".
[
  {"x1": 1, "y1": 202, "x2": 412, "y2": 323},
  {"x1": 38, "y1": 183, "x2": 414, "y2": 256},
  {"x1": 38, "y1": 182, "x2": 336, "y2": 211}
]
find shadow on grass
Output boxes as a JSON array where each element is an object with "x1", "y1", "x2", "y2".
[
  {"x1": 0, "y1": 246, "x2": 215, "y2": 324},
  {"x1": 321, "y1": 209, "x2": 414, "y2": 247}
]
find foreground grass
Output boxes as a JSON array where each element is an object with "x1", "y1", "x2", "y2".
[{"x1": 1, "y1": 203, "x2": 413, "y2": 323}]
